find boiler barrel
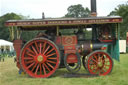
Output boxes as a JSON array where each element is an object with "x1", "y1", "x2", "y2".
[{"x1": 79, "y1": 41, "x2": 110, "y2": 54}]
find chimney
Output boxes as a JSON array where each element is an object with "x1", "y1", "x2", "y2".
[
  {"x1": 90, "y1": 0, "x2": 97, "y2": 17},
  {"x1": 42, "y1": 12, "x2": 45, "y2": 19}
]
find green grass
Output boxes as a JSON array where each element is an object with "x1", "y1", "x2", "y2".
[{"x1": 0, "y1": 54, "x2": 128, "y2": 85}]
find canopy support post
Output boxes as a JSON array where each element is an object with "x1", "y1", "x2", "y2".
[
  {"x1": 16, "y1": 27, "x2": 22, "y2": 39},
  {"x1": 57, "y1": 26, "x2": 59, "y2": 36},
  {"x1": 117, "y1": 23, "x2": 120, "y2": 40},
  {"x1": 9, "y1": 26, "x2": 14, "y2": 41}
]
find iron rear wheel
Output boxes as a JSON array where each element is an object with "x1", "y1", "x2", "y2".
[
  {"x1": 86, "y1": 50, "x2": 113, "y2": 76},
  {"x1": 20, "y1": 38, "x2": 60, "y2": 78}
]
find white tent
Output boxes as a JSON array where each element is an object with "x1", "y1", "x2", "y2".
[
  {"x1": 0, "y1": 39, "x2": 14, "y2": 52},
  {"x1": 119, "y1": 40, "x2": 126, "y2": 53}
]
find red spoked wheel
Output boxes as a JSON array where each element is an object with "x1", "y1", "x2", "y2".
[
  {"x1": 86, "y1": 50, "x2": 113, "y2": 76},
  {"x1": 20, "y1": 38, "x2": 60, "y2": 78}
]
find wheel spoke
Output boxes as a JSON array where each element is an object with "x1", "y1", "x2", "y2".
[
  {"x1": 99, "y1": 68, "x2": 106, "y2": 74},
  {"x1": 44, "y1": 63, "x2": 51, "y2": 72},
  {"x1": 27, "y1": 48, "x2": 35, "y2": 55},
  {"x1": 101, "y1": 69, "x2": 106, "y2": 73},
  {"x1": 42, "y1": 64, "x2": 46, "y2": 75},
  {"x1": 27, "y1": 62, "x2": 35, "y2": 69},
  {"x1": 89, "y1": 65, "x2": 93, "y2": 69},
  {"x1": 101, "y1": 54, "x2": 104, "y2": 59},
  {"x1": 39, "y1": 63, "x2": 42, "y2": 75},
  {"x1": 94, "y1": 55, "x2": 98, "y2": 61},
  {"x1": 90, "y1": 65, "x2": 96, "y2": 70},
  {"x1": 91, "y1": 61, "x2": 97, "y2": 65},
  {"x1": 47, "y1": 62, "x2": 54, "y2": 69},
  {"x1": 99, "y1": 70, "x2": 102, "y2": 74},
  {"x1": 94, "y1": 68, "x2": 99, "y2": 73},
  {"x1": 31, "y1": 63, "x2": 38, "y2": 72},
  {"x1": 48, "y1": 57, "x2": 57, "y2": 60},
  {"x1": 42, "y1": 42, "x2": 46, "y2": 53},
  {"x1": 35, "y1": 42, "x2": 39, "y2": 54},
  {"x1": 35, "y1": 64, "x2": 39, "y2": 74},
  {"x1": 43, "y1": 45, "x2": 50, "y2": 55},
  {"x1": 98, "y1": 53, "x2": 101, "y2": 58},
  {"x1": 32, "y1": 45, "x2": 38, "y2": 55},
  {"x1": 24, "y1": 57, "x2": 33, "y2": 60},
  {"x1": 45, "y1": 48, "x2": 55, "y2": 55},
  {"x1": 92, "y1": 65, "x2": 97, "y2": 70},
  {"x1": 104, "y1": 64, "x2": 110, "y2": 67},
  {"x1": 26, "y1": 52, "x2": 35, "y2": 58},
  {"x1": 102, "y1": 58, "x2": 105, "y2": 63},
  {"x1": 46, "y1": 53, "x2": 56, "y2": 57},
  {"x1": 91, "y1": 58, "x2": 98, "y2": 64},
  {"x1": 25, "y1": 60, "x2": 34, "y2": 64},
  {"x1": 47, "y1": 60, "x2": 56, "y2": 64},
  {"x1": 39, "y1": 43, "x2": 42, "y2": 54},
  {"x1": 103, "y1": 66, "x2": 108, "y2": 71},
  {"x1": 105, "y1": 61, "x2": 110, "y2": 63}
]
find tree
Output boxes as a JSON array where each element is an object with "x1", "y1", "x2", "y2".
[
  {"x1": 0, "y1": 13, "x2": 22, "y2": 41},
  {"x1": 65, "y1": 4, "x2": 91, "y2": 18},
  {"x1": 109, "y1": 2, "x2": 128, "y2": 39},
  {"x1": 0, "y1": 13, "x2": 34, "y2": 41}
]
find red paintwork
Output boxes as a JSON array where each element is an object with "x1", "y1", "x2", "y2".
[
  {"x1": 64, "y1": 50, "x2": 76, "y2": 54},
  {"x1": 20, "y1": 39, "x2": 60, "y2": 78},
  {"x1": 100, "y1": 39, "x2": 113, "y2": 42},
  {"x1": 87, "y1": 51, "x2": 113, "y2": 76},
  {"x1": 56, "y1": 36, "x2": 78, "y2": 63},
  {"x1": 66, "y1": 53, "x2": 78, "y2": 63},
  {"x1": 13, "y1": 39, "x2": 23, "y2": 69},
  {"x1": 56, "y1": 35, "x2": 78, "y2": 54},
  {"x1": 62, "y1": 36, "x2": 77, "y2": 54},
  {"x1": 64, "y1": 45, "x2": 76, "y2": 50},
  {"x1": 62, "y1": 36, "x2": 77, "y2": 46},
  {"x1": 55, "y1": 36, "x2": 61, "y2": 45},
  {"x1": 61, "y1": 35, "x2": 78, "y2": 64},
  {"x1": 101, "y1": 47, "x2": 107, "y2": 50}
]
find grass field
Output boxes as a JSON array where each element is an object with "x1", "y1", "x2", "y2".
[{"x1": 0, "y1": 54, "x2": 128, "y2": 85}]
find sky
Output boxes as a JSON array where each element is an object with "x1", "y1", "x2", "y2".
[{"x1": 0, "y1": 0, "x2": 127, "y2": 18}]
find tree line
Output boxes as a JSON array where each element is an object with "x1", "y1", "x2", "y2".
[
  {"x1": 109, "y1": 2, "x2": 128, "y2": 39},
  {"x1": 0, "y1": 2, "x2": 128, "y2": 41}
]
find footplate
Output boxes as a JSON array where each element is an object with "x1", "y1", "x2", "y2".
[{"x1": 62, "y1": 73, "x2": 99, "y2": 78}]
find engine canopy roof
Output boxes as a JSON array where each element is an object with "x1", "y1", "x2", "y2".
[{"x1": 5, "y1": 16, "x2": 123, "y2": 30}]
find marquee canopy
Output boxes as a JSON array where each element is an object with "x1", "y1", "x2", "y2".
[{"x1": 0, "y1": 39, "x2": 13, "y2": 46}]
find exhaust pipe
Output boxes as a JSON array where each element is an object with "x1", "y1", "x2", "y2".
[{"x1": 90, "y1": 0, "x2": 97, "y2": 17}]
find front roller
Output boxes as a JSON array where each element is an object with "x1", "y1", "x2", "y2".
[
  {"x1": 20, "y1": 38, "x2": 60, "y2": 78},
  {"x1": 86, "y1": 50, "x2": 113, "y2": 76}
]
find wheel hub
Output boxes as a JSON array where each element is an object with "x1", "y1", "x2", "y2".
[
  {"x1": 37, "y1": 55, "x2": 43, "y2": 62},
  {"x1": 98, "y1": 62, "x2": 103, "y2": 67},
  {"x1": 97, "y1": 57, "x2": 103, "y2": 67}
]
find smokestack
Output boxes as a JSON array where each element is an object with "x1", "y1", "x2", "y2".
[
  {"x1": 90, "y1": 0, "x2": 97, "y2": 17},
  {"x1": 42, "y1": 12, "x2": 45, "y2": 19}
]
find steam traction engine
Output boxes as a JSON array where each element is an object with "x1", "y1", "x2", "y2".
[{"x1": 5, "y1": 0, "x2": 122, "y2": 78}]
